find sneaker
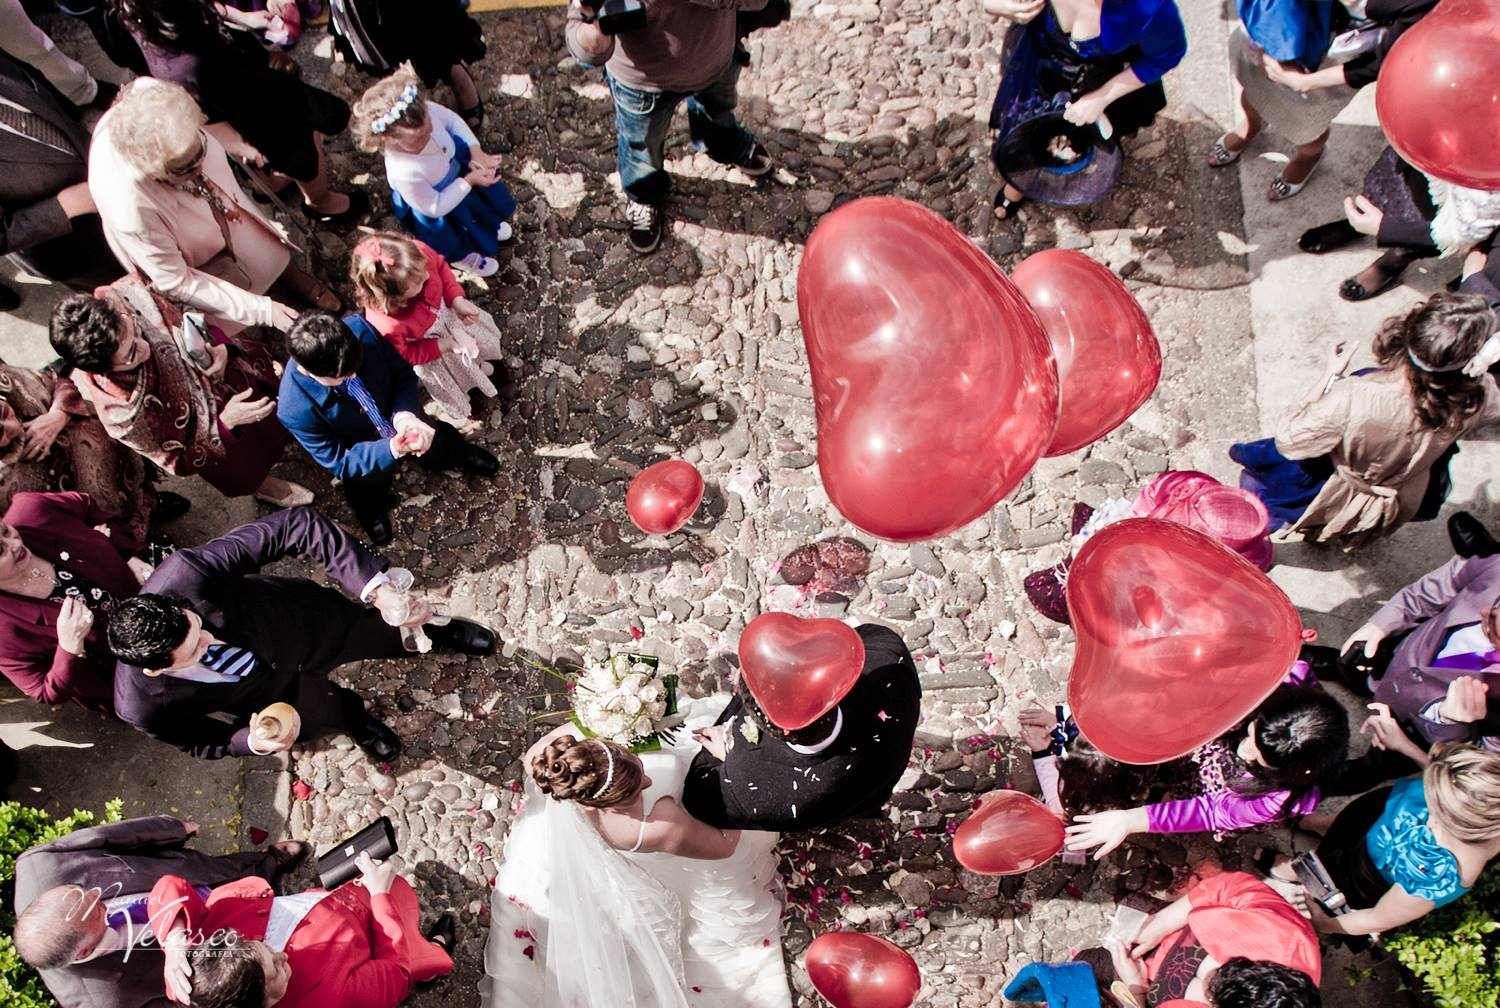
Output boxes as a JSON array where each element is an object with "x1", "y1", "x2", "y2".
[
  {"x1": 738, "y1": 143, "x2": 773, "y2": 178},
  {"x1": 625, "y1": 200, "x2": 663, "y2": 254},
  {"x1": 455, "y1": 253, "x2": 500, "y2": 277},
  {"x1": 496, "y1": 221, "x2": 514, "y2": 244}
]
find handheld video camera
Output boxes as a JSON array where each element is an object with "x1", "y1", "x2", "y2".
[{"x1": 581, "y1": 0, "x2": 647, "y2": 36}]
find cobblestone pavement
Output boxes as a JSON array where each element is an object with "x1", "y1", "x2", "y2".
[{"x1": 194, "y1": 6, "x2": 1394, "y2": 1007}]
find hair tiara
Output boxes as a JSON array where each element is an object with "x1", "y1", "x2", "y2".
[
  {"x1": 591, "y1": 740, "x2": 615, "y2": 800},
  {"x1": 371, "y1": 83, "x2": 419, "y2": 135}
]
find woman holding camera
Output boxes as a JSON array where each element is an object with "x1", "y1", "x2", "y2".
[{"x1": 1272, "y1": 744, "x2": 1500, "y2": 937}]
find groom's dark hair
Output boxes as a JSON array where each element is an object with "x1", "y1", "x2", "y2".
[{"x1": 738, "y1": 684, "x2": 842, "y2": 746}]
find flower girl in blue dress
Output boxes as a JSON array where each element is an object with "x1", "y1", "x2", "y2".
[{"x1": 353, "y1": 69, "x2": 517, "y2": 278}]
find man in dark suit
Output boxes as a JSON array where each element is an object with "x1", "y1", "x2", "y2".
[
  {"x1": 0, "y1": 50, "x2": 119, "y2": 311},
  {"x1": 106, "y1": 505, "x2": 496, "y2": 762},
  {"x1": 682, "y1": 623, "x2": 922, "y2": 830},
  {"x1": 1309, "y1": 551, "x2": 1500, "y2": 794},
  {"x1": 12, "y1": 814, "x2": 305, "y2": 1008},
  {"x1": 277, "y1": 312, "x2": 499, "y2": 546}
]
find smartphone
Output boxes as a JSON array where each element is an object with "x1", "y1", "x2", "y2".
[{"x1": 181, "y1": 312, "x2": 215, "y2": 371}]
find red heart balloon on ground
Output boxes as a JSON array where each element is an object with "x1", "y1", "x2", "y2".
[
  {"x1": 1376, "y1": 1, "x2": 1500, "y2": 189},
  {"x1": 806, "y1": 932, "x2": 921, "y2": 1008},
  {"x1": 625, "y1": 460, "x2": 704, "y2": 535},
  {"x1": 797, "y1": 196, "x2": 1058, "y2": 542},
  {"x1": 1066, "y1": 518, "x2": 1303, "y2": 765},
  {"x1": 952, "y1": 790, "x2": 1065, "y2": 876},
  {"x1": 739, "y1": 613, "x2": 865, "y2": 730},
  {"x1": 1011, "y1": 249, "x2": 1161, "y2": 457}
]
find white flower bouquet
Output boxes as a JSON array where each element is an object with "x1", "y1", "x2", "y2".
[{"x1": 568, "y1": 653, "x2": 681, "y2": 753}]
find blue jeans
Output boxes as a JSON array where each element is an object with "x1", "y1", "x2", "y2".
[{"x1": 608, "y1": 59, "x2": 757, "y2": 206}]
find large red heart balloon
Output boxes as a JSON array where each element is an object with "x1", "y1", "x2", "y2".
[
  {"x1": 739, "y1": 613, "x2": 865, "y2": 730},
  {"x1": 1011, "y1": 249, "x2": 1161, "y2": 457},
  {"x1": 1376, "y1": 1, "x2": 1500, "y2": 189},
  {"x1": 1066, "y1": 518, "x2": 1303, "y2": 765},
  {"x1": 953, "y1": 790, "x2": 1065, "y2": 876},
  {"x1": 797, "y1": 197, "x2": 1059, "y2": 542},
  {"x1": 625, "y1": 460, "x2": 704, "y2": 535},
  {"x1": 805, "y1": 932, "x2": 921, "y2": 1008}
]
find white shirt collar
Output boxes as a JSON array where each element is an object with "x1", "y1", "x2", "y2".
[{"x1": 787, "y1": 707, "x2": 843, "y2": 756}]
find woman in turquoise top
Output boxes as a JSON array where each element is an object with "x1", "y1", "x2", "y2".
[{"x1": 1301, "y1": 744, "x2": 1500, "y2": 937}]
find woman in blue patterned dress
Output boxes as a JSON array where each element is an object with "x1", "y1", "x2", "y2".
[{"x1": 984, "y1": 0, "x2": 1187, "y2": 215}]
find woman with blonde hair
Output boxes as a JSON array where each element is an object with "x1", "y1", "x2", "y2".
[
  {"x1": 351, "y1": 70, "x2": 515, "y2": 278},
  {"x1": 1232, "y1": 292, "x2": 1500, "y2": 549},
  {"x1": 87, "y1": 78, "x2": 335, "y2": 335},
  {"x1": 1273, "y1": 744, "x2": 1500, "y2": 938},
  {"x1": 350, "y1": 230, "x2": 504, "y2": 431}
]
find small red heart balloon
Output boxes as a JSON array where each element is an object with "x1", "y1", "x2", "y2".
[
  {"x1": 1011, "y1": 249, "x2": 1161, "y2": 457},
  {"x1": 625, "y1": 460, "x2": 704, "y2": 535},
  {"x1": 797, "y1": 196, "x2": 1059, "y2": 542},
  {"x1": 1066, "y1": 518, "x2": 1303, "y2": 765},
  {"x1": 1376, "y1": 1, "x2": 1500, "y2": 190},
  {"x1": 952, "y1": 790, "x2": 1065, "y2": 876},
  {"x1": 805, "y1": 932, "x2": 921, "y2": 1008},
  {"x1": 739, "y1": 613, "x2": 865, "y2": 730}
]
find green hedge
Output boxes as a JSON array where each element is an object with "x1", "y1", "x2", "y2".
[
  {"x1": 0, "y1": 798, "x2": 122, "y2": 1008},
  {"x1": 1387, "y1": 870, "x2": 1500, "y2": 1008}
]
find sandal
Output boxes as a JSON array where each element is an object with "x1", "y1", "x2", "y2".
[
  {"x1": 1205, "y1": 132, "x2": 1245, "y2": 168},
  {"x1": 992, "y1": 187, "x2": 1027, "y2": 220},
  {"x1": 1339, "y1": 264, "x2": 1404, "y2": 302},
  {"x1": 1268, "y1": 150, "x2": 1324, "y2": 202}
]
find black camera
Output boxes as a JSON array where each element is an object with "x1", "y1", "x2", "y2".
[{"x1": 582, "y1": 0, "x2": 647, "y2": 35}]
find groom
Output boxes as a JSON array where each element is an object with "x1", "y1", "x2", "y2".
[{"x1": 682, "y1": 623, "x2": 922, "y2": 830}]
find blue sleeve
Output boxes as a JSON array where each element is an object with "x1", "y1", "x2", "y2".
[
  {"x1": 377, "y1": 338, "x2": 424, "y2": 420},
  {"x1": 278, "y1": 386, "x2": 398, "y2": 482},
  {"x1": 1130, "y1": 1, "x2": 1188, "y2": 84}
]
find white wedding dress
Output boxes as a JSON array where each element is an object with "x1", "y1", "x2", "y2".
[{"x1": 481, "y1": 697, "x2": 792, "y2": 1008}]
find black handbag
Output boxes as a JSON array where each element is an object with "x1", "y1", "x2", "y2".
[{"x1": 317, "y1": 816, "x2": 398, "y2": 889}]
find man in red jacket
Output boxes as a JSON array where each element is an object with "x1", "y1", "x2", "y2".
[{"x1": 148, "y1": 853, "x2": 453, "y2": 1008}]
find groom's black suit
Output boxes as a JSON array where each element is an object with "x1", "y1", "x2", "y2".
[{"x1": 682, "y1": 624, "x2": 921, "y2": 830}]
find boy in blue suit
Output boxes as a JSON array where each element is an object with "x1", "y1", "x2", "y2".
[{"x1": 278, "y1": 312, "x2": 499, "y2": 545}]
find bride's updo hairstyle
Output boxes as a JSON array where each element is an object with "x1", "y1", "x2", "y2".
[{"x1": 531, "y1": 734, "x2": 643, "y2": 809}]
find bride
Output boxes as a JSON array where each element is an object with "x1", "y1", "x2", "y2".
[{"x1": 480, "y1": 698, "x2": 792, "y2": 1008}]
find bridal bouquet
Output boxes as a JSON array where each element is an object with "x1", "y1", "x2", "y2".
[{"x1": 567, "y1": 653, "x2": 681, "y2": 753}]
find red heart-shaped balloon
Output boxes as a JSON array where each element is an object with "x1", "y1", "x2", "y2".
[
  {"x1": 1011, "y1": 249, "x2": 1161, "y2": 457},
  {"x1": 806, "y1": 932, "x2": 921, "y2": 1008},
  {"x1": 952, "y1": 790, "x2": 1065, "y2": 876},
  {"x1": 1066, "y1": 518, "x2": 1303, "y2": 765},
  {"x1": 739, "y1": 613, "x2": 865, "y2": 730},
  {"x1": 1376, "y1": 1, "x2": 1500, "y2": 190},
  {"x1": 625, "y1": 460, "x2": 704, "y2": 535},
  {"x1": 797, "y1": 197, "x2": 1058, "y2": 541}
]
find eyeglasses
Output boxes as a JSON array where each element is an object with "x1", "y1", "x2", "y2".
[{"x1": 166, "y1": 132, "x2": 207, "y2": 177}]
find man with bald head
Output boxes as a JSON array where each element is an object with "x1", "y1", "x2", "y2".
[{"x1": 12, "y1": 815, "x2": 306, "y2": 1008}]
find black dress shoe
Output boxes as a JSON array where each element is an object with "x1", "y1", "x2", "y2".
[
  {"x1": 309, "y1": 189, "x2": 371, "y2": 230},
  {"x1": 459, "y1": 445, "x2": 499, "y2": 477},
  {"x1": 426, "y1": 911, "x2": 458, "y2": 952},
  {"x1": 352, "y1": 712, "x2": 402, "y2": 764},
  {"x1": 0, "y1": 281, "x2": 19, "y2": 312},
  {"x1": 1450, "y1": 511, "x2": 1500, "y2": 558},
  {"x1": 151, "y1": 490, "x2": 192, "y2": 524},
  {"x1": 426, "y1": 618, "x2": 496, "y2": 656},
  {"x1": 358, "y1": 509, "x2": 394, "y2": 547}
]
